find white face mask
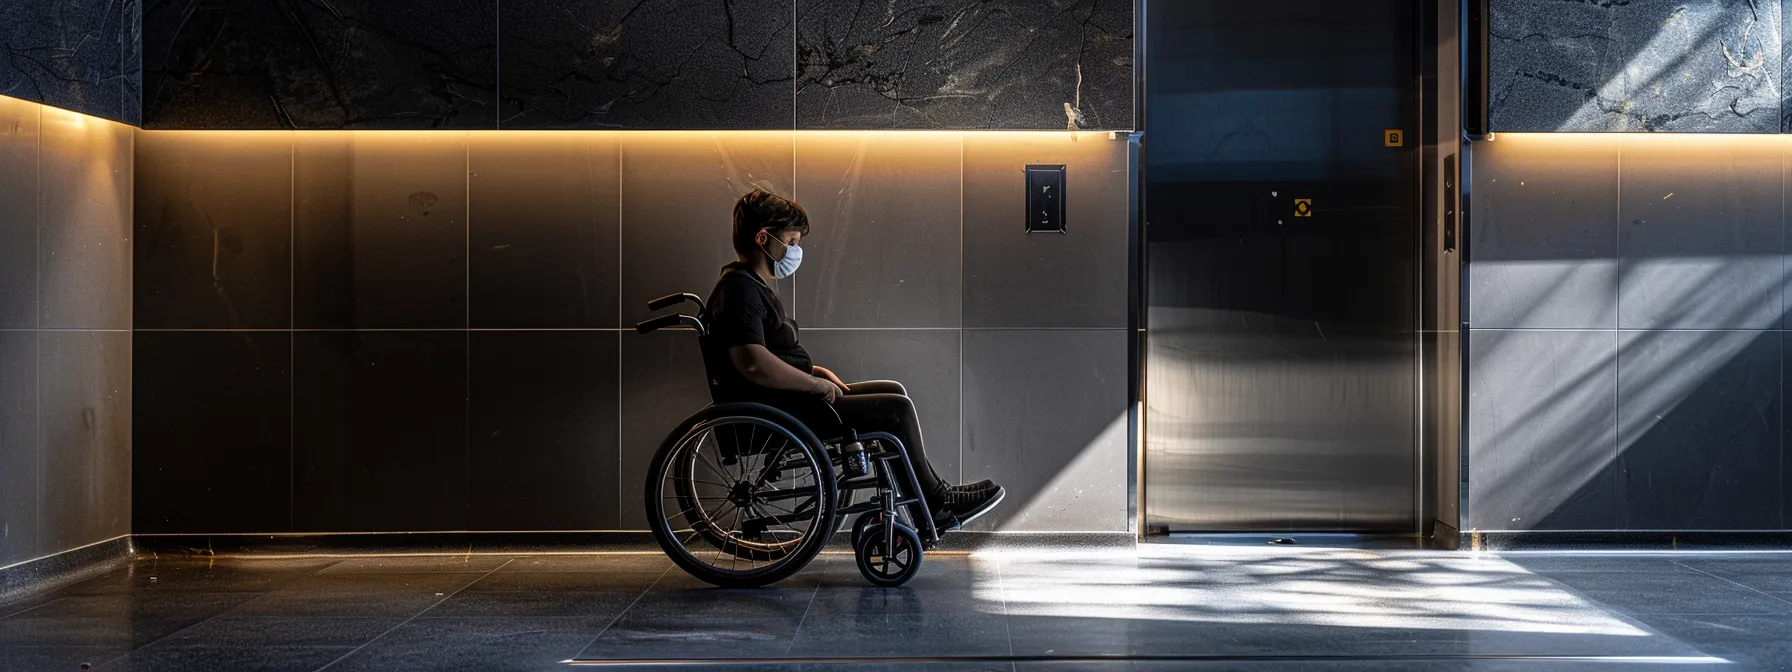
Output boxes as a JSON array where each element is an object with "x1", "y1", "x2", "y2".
[{"x1": 762, "y1": 238, "x2": 803, "y2": 279}]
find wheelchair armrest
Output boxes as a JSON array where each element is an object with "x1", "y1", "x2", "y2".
[
  {"x1": 635, "y1": 313, "x2": 706, "y2": 335},
  {"x1": 648, "y1": 292, "x2": 705, "y2": 313}
]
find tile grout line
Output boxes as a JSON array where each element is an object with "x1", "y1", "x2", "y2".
[
  {"x1": 1673, "y1": 560, "x2": 1792, "y2": 608},
  {"x1": 311, "y1": 557, "x2": 517, "y2": 671},
  {"x1": 574, "y1": 564, "x2": 675, "y2": 657},
  {"x1": 782, "y1": 569, "x2": 825, "y2": 656},
  {"x1": 289, "y1": 131, "x2": 296, "y2": 533},
  {"x1": 33, "y1": 101, "x2": 42, "y2": 562},
  {"x1": 958, "y1": 131, "x2": 965, "y2": 484},
  {"x1": 617, "y1": 133, "x2": 624, "y2": 526},
  {"x1": 465, "y1": 132, "x2": 473, "y2": 533},
  {"x1": 996, "y1": 554, "x2": 1015, "y2": 665}
]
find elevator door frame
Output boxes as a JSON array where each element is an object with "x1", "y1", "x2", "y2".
[{"x1": 1133, "y1": 0, "x2": 1438, "y2": 539}]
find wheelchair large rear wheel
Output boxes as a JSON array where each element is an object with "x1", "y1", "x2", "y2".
[{"x1": 647, "y1": 404, "x2": 837, "y2": 588}]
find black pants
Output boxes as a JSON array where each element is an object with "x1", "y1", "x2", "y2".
[{"x1": 831, "y1": 380, "x2": 948, "y2": 503}]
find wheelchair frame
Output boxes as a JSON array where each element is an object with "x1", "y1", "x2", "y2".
[{"x1": 637, "y1": 292, "x2": 942, "y2": 587}]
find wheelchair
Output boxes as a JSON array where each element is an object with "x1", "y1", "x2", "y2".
[{"x1": 635, "y1": 292, "x2": 942, "y2": 588}]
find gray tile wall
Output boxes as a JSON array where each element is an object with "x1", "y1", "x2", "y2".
[
  {"x1": 1466, "y1": 135, "x2": 1792, "y2": 532},
  {"x1": 0, "y1": 95, "x2": 134, "y2": 568},
  {"x1": 133, "y1": 129, "x2": 1135, "y2": 534}
]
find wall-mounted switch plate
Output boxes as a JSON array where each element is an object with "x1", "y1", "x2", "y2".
[{"x1": 1025, "y1": 164, "x2": 1067, "y2": 233}]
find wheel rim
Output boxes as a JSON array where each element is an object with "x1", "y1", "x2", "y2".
[
  {"x1": 656, "y1": 416, "x2": 826, "y2": 577},
  {"x1": 863, "y1": 526, "x2": 916, "y2": 580}
]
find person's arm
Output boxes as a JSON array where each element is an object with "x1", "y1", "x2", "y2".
[{"x1": 729, "y1": 345, "x2": 841, "y2": 402}]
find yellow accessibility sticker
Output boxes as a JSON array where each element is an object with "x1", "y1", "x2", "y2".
[{"x1": 1294, "y1": 199, "x2": 1313, "y2": 217}]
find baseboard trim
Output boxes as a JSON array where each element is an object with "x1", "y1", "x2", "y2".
[
  {"x1": 1467, "y1": 530, "x2": 1792, "y2": 551},
  {"x1": 0, "y1": 536, "x2": 133, "y2": 606},
  {"x1": 131, "y1": 530, "x2": 1137, "y2": 557}
]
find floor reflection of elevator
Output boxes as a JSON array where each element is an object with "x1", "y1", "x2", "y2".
[{"x1": 1143, "y1": 0, "x2": 1422, "y2": 533}]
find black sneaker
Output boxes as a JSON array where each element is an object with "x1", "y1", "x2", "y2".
[
  {"x1": 948, "y1": 479, "x2": 996, "y2": 495},
  {"x1": 933, "y1": 485, "x2": 1005, "y2": 531}
]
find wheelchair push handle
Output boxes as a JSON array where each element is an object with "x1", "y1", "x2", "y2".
[
  {"x1": 635, "y1": 313, "x2": 706, "y2": 334},
  {"x1": 648, "y1": 292, "x2": 705, "y2": 313}
]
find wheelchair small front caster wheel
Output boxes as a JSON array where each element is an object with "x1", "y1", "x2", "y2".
[
  {"x1": 850, "y1": 511, "x2": 883, "y2": 550},
  {"x1": 854, "y1": 521, "x2": 922, "y2": 587}
]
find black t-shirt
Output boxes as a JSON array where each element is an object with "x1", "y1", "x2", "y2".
[{"x1": 701, "y1": 263, "x2": 811, "y2": 400}]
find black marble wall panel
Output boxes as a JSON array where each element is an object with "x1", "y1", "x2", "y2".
[
  {"x1": 0, "y1": 0, "x2": 138, "y2": 125},
  {"x1": 1489, "y1": 0, "x2": 1782, "y2": 132},
  {"x1": 142, "y1": 0, "x2": 497, "y2": 129},
  {"x1": 468, "y1": 132, "x2": 620, "y2": 328},
  {"x1": 139, "y1": 0, "x2": 1131, "y2": 129},
  {"x1": 293, "y1": 132, "x2": 468, "y2": 329},
  {"x1": 499, "y1": 0, "x2": 795, "y2": 130},
  {"x1": 796, "y1": 0, "x2": 1132, "y2": 130},
  {"x1": 292, "y1": 331, "x2": 467, "y2": 532},
  {"x1": 133, "y1": 331, "x2": 292, "y2": 534},
  {"x1": 469, "y1": 331, "x2": 619, "y2": 531},
  {"x1": 134, "y1": 132, "x2": 292, "y2": 329}
]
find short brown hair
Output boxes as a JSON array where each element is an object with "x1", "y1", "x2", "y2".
[{"x1": 732, "y1": 189, "x2": 809, "y2": 256}]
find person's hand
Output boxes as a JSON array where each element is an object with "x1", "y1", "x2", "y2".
[
  {"x1": 812, "y1": 366, "x2": 850, "y2": 393},
  {"x1": 812, "y1": 378, "x2": 843, "y2": 404}
]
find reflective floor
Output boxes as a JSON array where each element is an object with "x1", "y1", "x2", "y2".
[{"x1": 2, "y1": 546, "x2": 1788, "y2": 671}]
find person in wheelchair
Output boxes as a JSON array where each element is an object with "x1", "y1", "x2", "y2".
[{"x1": 702, "y1": 189, "x2": 1005, "y2": 530}]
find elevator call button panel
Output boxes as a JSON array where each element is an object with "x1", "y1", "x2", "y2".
[{"x1": 1025, "y1": 164, "x2": 1067, "y2": 233}]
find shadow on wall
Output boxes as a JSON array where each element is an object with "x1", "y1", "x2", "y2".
[
  {"x1": 1488, "y1": 0, "x2": 1781, "y2": 132},
  {"x1": 128, "y1": 128, "x2": 1133, "y2": 535},
  {"x1": 1469, "y1": 134, "x2": 1791, "y2": 532}
]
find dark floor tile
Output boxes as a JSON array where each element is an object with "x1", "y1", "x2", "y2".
[
  {"x1": 328, "y1": 616, "x2": 602, "y2": 672},
  {"x1": 465, "y1": 571, "x2": 664, "y2": 593},
  {"x1": 786, "y1": 609, "x2": 1010, "y2": 658},
  {"x1": 97, "y1": 644, "x2": 354, "y2": 672},
  {"x1": 0, "y1": 592, "x2": 257, "y2": 648},
  {"x1": 0, "y1": 647, "x2": 128, "y2": 672},
  {"x1": 1676, "y1": 558, "x2": 1792, "y2": 595},
  {"x1": 226, "y1": 573, "x2": 486, "y2": 618},
  {"x1": 154, "y1": 615, "x2": 400, "y2": 648},
  {"x1": 578, "y1": 613, "x2": 802, "y2": 661},
  {"x1": 499, "y1": 555, "x2": 673, "y2": 574},
  {"x1": 423, "y1": 590, "x2": 640, "y2": 618},
  {"x1": 61, "y1": 557, "x2": 336, "y2": 596},
  {"x1": 314, "y1": 556, "x2": 513, "y2": 575},
  {"x1": 1005, "y1": 617, "x2": 1342, "y2": 657},
  {"x1": 1633, "y1": 614, "x2": 1792, "y2": 669},
  {"x1": 1502, "y1": 555, "x2": 1690, "y2": 575}
]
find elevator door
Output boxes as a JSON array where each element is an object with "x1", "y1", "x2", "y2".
[{"x1": 1144, "y1": 0, "x2": 1419, "y2": 532}]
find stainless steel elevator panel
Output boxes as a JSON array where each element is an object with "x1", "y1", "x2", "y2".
[{"x1": 1144, "y1": 1, "x2": 1420, "y2": 532}]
